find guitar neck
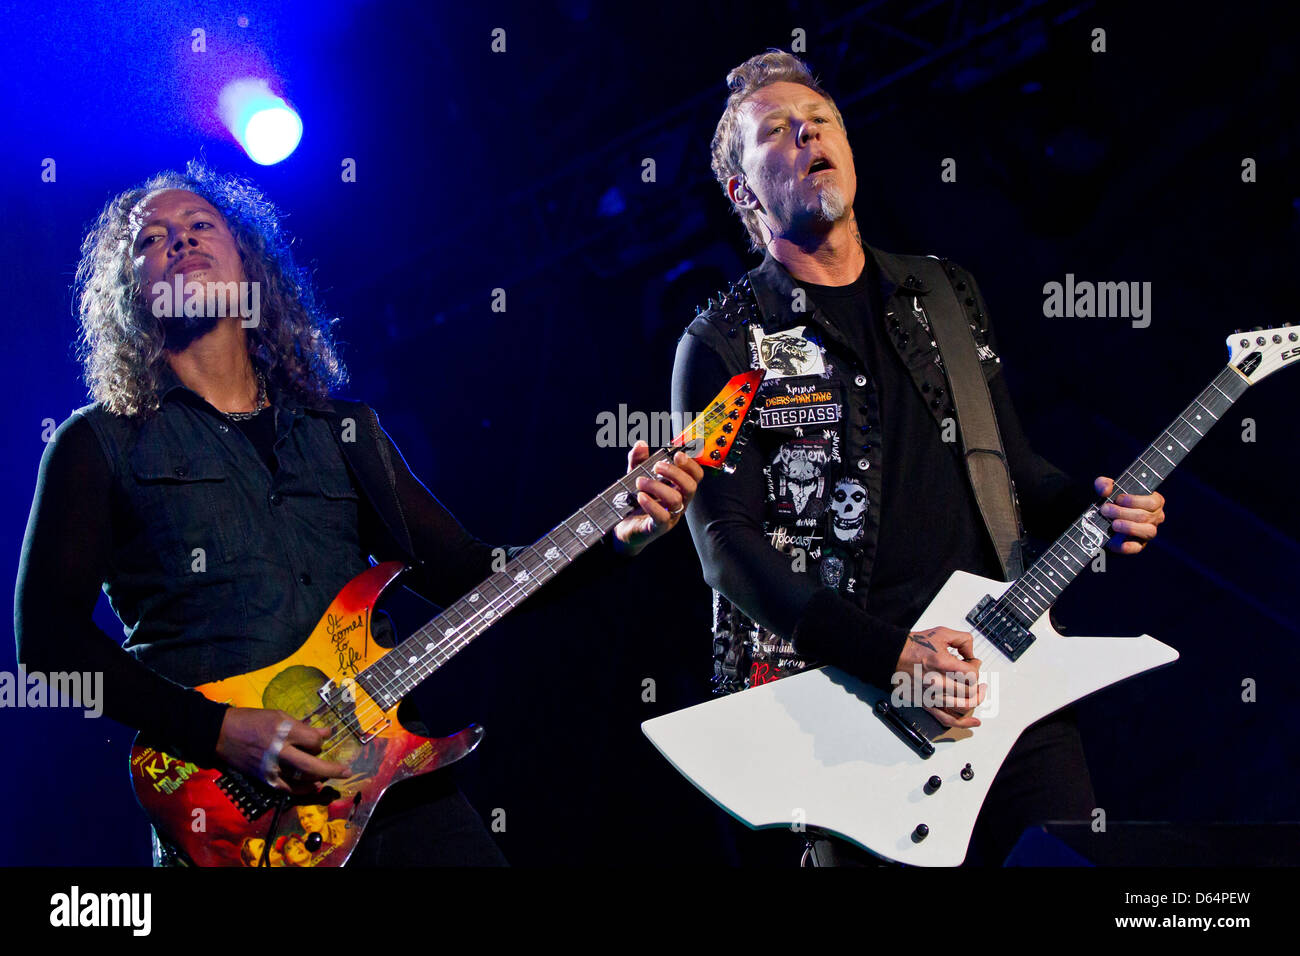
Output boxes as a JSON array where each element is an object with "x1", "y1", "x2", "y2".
[
  {"x1": 353, "y1": 448, "x2": 673, "y2": 709},
  {"x1": 997, "y1": 365, "x2": 1250, "y2": 626}
]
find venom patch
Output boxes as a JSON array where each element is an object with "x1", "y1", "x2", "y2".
[{"x1": 764, "y1": 435, "x2": 836, "y2": 521}]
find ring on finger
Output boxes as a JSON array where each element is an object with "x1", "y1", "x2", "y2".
[{"x1": 259, "y1": 718, "x2": 294, "y2": 785}]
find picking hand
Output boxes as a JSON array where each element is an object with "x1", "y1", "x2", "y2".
[
  {"x1": 215, "y1": 707, "x2": 349, "y2": 794},
  {"x1": 891, "y1": 627, "x2": 987, "y2": 729}
]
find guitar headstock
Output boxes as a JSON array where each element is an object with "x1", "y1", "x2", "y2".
[
  {"x1": 1227, "y1": 325, "x2": 1300, "y2": 385},
  {"x1": 672, "y1": 369, "x2": 766, "y2": 472}
]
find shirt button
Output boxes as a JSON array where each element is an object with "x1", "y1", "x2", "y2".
[
  {"x1": 270, "y1": 492, "x2": 283, "y2": 506},
  {"x1": 856, "y1": 458, "x2": 869, "y2": 471},
  {"x1": 299, "y1": 572, "x2": 312, "y2": 585},
  {"x1": 173, "y1": 466, "x2": 187, "y2": 478},
  {"x1": 854, "y1": 374, "x2": 868, "y2": 387}
]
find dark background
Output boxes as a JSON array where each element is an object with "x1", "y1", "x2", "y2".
[{"x1": 2, "y1": 0, "x2": 1296, "y2": 865}]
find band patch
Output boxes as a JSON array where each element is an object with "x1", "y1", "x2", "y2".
[
  {"x1": 759, "y1": 403, "x2": 841, "y2": 429},
  {"x1": 753, "y1": 327, "x2": 826, "y2": 379}
]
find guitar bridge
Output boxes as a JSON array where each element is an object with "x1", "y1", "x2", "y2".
[
  {"x1": 967, "y1": 595, "x2": 1035, "y2": 661},
  {"x1": 215, "y1": 769, "x2": 278, "y2": 821}
]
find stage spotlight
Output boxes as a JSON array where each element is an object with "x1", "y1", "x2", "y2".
[{"x1": 219, "y1": 78, "x2": 302, "y2": 165}]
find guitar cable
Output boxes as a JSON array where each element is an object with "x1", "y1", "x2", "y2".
[{"x1": 258, "y1": 796, "x2": 292, "y2": 867}]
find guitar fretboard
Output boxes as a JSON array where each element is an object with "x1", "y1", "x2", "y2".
[
  {"x1": 341, "y1": 381, "x2": 752, "y2": 710},
  {"x1": 996, "y1": 365, "x2": 1249, "y2": 626},
  {"x1": 353, "y1": 449, "x2": 670, "y2": 709}
]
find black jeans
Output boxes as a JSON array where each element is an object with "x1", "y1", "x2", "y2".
[
  {"x1": 348, "y1": 769, "x2": 508, "y2": 867},
  {"x1": 805, "y1": 708, "x2": 1096, "y2": 866}
]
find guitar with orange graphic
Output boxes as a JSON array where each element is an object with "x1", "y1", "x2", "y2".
[{"x1": 131, "y1": 370, "x2": 763, "y2": 866}]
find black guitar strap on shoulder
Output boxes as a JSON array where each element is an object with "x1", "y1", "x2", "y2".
[
  {"x1": 916, "y1": 259, "x2": 1024, "y2": 581},
  {"x1": 363, "y1": 403, "x2": 417, "y2": 562},
  {"x1": 327, "y1": 400, "x2": 420, "y2": 569}
]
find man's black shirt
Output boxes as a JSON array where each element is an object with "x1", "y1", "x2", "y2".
[{"x1": 801, "y1": 262, "x2": 1000, "y2": 635}]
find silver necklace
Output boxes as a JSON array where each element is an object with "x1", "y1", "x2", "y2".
[{"x1": 222, "y1": 371, "x2": 268, "y2": 420}]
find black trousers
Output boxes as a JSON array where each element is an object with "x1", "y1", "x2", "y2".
[
  {"x1": 348, "y1": 769, "x2": 508, "y2": 867},
  {"x1": 805, "y1": 707, "x2": 1096, "y2": 866}
]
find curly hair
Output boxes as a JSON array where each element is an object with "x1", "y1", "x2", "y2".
[
  {"x1": 710, "y1": 51, "x2": 847, "y2": 251},
  {"x1": 74, "y1": 160, "x2": 347, "y2": 417}
]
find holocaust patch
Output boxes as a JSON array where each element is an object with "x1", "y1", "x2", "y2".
[{"x1": 759, "y1": 402, "x2": 841, "y2": 429}]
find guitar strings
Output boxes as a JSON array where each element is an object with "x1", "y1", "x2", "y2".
[
  {"x1": 305, "y1": 392, "x2": 750, "y2": 763},
  {"x1": 319, "y1": 385, "x2": 752, "y2": 742},
  {"x1": 328, "y1": 450, "x2": 674, "y2": 732}
]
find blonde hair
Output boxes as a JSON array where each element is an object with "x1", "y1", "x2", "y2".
[{"x1": 710, "y1": 51, "x2": 846, "y2": 251}]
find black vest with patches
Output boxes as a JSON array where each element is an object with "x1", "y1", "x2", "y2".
[{"x1": 689, "y1": 244, "x2": 1020, "y2": 692}]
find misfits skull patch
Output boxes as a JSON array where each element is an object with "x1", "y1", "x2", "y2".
[{"x1": 828, "y1": 477, "x2": 868, "y2": 545}]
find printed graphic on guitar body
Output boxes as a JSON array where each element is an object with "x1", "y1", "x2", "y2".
[
  {"x1": 130, "y1": 369, "x2": 766, "y2": 866},
  {"x1": 131, "y1": 562, "x2": 483, "y2": 867}
]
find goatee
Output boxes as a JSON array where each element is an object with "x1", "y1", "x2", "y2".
[{"x1": 817, "y1": 182, "x2": 849, "y2": 223}]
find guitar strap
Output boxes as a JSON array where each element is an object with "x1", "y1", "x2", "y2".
[
  {"x1": 325, "y1": 400, "x2": 419, "y2": 567},
  {"x1": 917, "y1": 259, "x2": 1025, "y2": 581}
]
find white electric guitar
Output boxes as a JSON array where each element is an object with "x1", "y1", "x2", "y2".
[{"x1": 644, "y1": 326, "x2": 1298, "y2": 866}]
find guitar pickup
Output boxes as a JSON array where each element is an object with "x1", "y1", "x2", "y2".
[
  {"x1": 317, "y1": 679, "x2": 390, "y2": 744},
  {"x1": 967, "y1": 595, "x2": 1035, "y2": 661},
  {"x1": 356, "y1": 718, "x2": 391, "y2": 745}
]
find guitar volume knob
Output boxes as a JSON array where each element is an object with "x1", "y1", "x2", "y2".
[{"x1": 912, "y1": 824, "x2": 929, "y2": 842}]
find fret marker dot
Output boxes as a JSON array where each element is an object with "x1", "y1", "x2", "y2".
[
  {"x1": 408, "y1": 656, "x2": 417, "y2": 664},
  {"x1": 424, "y1": 643, "x2": 434, "y2": 652},
  {"x1": 444, "y1": 627, "x2": 456, "y2": 636},
  {"x1": 1166, "y1": 445, "x2": 1172, "y2": 451},
  {"x1": 485, "y1": 609, "x2": 496, "y2": 618},
  {"x1": 469, "y1": 594, "x2": 479, "y2": 602}
]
